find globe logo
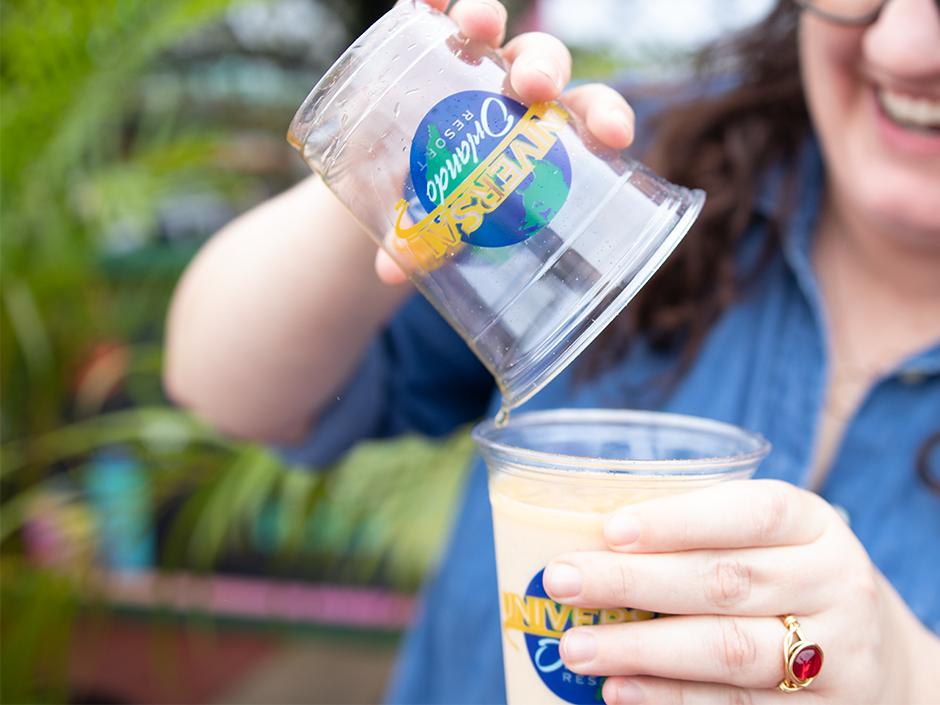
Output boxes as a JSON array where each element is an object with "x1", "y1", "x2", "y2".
[
  {"x1": 500, "y1": 569, "x2": 658, "y2": 704},
  {"x1": 408, "y1": 90, "x2": 572, "y2": 248},
  {"x1": 520, "y1": 569, "x2": 606, "y2": 704}
]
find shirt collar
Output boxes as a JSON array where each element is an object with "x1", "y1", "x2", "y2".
[{"x1": 754, "y1": 136, "x2": 940, "y2": 378}]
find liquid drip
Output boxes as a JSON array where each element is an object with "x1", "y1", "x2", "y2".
[{"x1": 495, "y1": 405, "x2": 510, "y2": 429}]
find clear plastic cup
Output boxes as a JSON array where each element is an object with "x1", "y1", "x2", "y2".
[
  {"x1": 288, "y1": 1, "x2": 705, "y2": 409},
  {"x1": 473, "y1": 409, "x2": 771, "y2": 705}
]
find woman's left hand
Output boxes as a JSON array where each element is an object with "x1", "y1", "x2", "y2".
[{"x1": 542, "y1": 479, "x2": 940, "y2": 704}]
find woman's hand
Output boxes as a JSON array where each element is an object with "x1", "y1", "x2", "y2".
[
  {"x1": 376, "y1": 0, "x2": 635, "y2": 284},
  {"x1": 542, "y1": 479, "x2": 940, "y2": 704}
]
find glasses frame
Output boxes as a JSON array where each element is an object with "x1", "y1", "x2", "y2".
[{"x1": 792, "y1": 0, "x2": 886, "y2": 26}]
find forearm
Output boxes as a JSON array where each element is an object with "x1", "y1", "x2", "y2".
[
  {"x1": 879, "y1": 571, "x2": 940, "y2": 705},
  {"x1": 164, "y1": 176, "x2": 410, "y2": 443}
]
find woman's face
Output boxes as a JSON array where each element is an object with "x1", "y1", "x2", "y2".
[{"x1": 799, "y1": 0, "x2": 940, "y2": 245}]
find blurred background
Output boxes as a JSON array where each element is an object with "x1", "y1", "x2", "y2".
[{"x1": 1, "y1": 1, "x2": 772, "y2": 702}]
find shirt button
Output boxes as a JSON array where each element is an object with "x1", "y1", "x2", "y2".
[{"x1": 898, "y1": 371, "x2": 927, "y2": 386}]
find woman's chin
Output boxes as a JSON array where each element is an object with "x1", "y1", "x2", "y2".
[{"x1": 847, "y1": 170, "x2": 940, "y2": 250}]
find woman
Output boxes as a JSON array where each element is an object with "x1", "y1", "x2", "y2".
[{"x1": 164, "y1": 0, "x2": 940, "y2": 702}]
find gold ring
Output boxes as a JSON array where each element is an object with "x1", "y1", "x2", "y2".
[{"x1": 777, "y1": 615, "x2": 824, "y2": 693}]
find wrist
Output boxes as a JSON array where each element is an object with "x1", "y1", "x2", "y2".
[
  {"x1": 908, "y1": 620, "x2": 940, "y2": 704},
  {"x1": 873, "y1": 572, "x2": 932, "y2": 704},
  {"x1": 883, "y1": 571, "x2": 940, "y2": 704}
]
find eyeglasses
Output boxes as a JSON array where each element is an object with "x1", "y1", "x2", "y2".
[
  {"x1": 793, "y1": 0, "x2": 887, "y2": 26},
  {"x1": 794, "y1": 0, "x2": 940, "y2": 26}
]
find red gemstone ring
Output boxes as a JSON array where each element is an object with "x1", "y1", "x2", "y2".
[{"x1": 777, "y1": 615, "x2": 824, "y2": 692}]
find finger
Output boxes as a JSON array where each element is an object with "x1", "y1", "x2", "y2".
[
  {"x1": 448, "y1": 0, "x2": 507, "y2": 48},
  {"x1": 378, "y1": 215, "x2": 463, "y2": 283},
  {"x1": 603, "y1": 480, "x2": 832, "y2": 553},
  {"x1": 501, "y1": 32, "x2": 572, "y2": 103},
  {"x1": 562, "y1": 617, "x2": 782, "y2": 687},
  {"x1": 602, "y1": 676, "x2": 824, "y2": 705},
  {"x1": 561, "y1": 83, "x2": 635, "y2": 149},
  {"x1": 544, "y1": 544, "x2": 834, "y2": 615},
  {"x1": 560, "y1": 616, "x2": 794, "y2": 689},
  {"x1": 375, "y1": 248, "x2": 410, "y2": 285},
  {"x1": 412, "y1": 0, "x2": 450, "y2": 11}
]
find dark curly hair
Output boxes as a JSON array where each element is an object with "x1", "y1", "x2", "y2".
[
  {"x1": 580, "y1": 1, "x2": 806, "y2": 378},
  {"x1": 578, "y1": 0, "x2": 939, "y2": 493}
]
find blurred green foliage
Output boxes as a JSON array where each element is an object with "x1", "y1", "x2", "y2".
[{"x1": 1, "y1": 0, "x2": 475, "y2": 701}]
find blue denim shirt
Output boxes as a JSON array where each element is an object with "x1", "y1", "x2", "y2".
[{"x1": 283, "y1": 139, "x2": 940, "y2": 704}]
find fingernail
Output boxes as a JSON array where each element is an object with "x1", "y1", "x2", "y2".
[
  {"x1": 607, "y1": 109, "x2": 631, "y2": 134},
  {"x1": 561, "y1": 630, "x2": 596, "y2": 664},
  {"x1": 610, "y1": 679, "x2": 644, "y2": 704},
  {"x1": 475, "y1": 0, "x2": 505, "y2": 23},
  {"x1": 605, "y1": 513, "x2": 640, "y2": 547},
  {"x1": 526, "y1": 59, "x2": 561, "y2": 89},
  {"x1": 543, "y1": 562, "x2": 581, "y2": 598}
]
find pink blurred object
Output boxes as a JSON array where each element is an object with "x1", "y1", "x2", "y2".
[
  {"x1": 104, "y1": 571, "x2": 415, "y2": 630},
  {"x1": 23, "y1": 489, "x2": 98, "y2": 571}
]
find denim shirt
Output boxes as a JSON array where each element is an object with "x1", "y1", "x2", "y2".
[{"x1": 283, "y1": 139, "x2": 940, "y2": 704}]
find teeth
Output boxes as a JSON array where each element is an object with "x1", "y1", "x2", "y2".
[{"x1": 878, "y1": 89, "x2": 940, "y2": 129}]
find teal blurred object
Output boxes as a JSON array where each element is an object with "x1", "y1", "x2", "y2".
[
  {"x1": 84, "y1": 451, "x2": 155, "y2": 573},
  {"x1": 0, "y1": 1, "x2": 502, "y2": 701}
]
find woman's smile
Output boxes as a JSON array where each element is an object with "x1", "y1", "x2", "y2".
[
  {"x1": 872, "y1": 86, "x2": 940, "y2": 155},
  {"x1": 876, "y1": 87, "x2": 940, "y2": 131}
]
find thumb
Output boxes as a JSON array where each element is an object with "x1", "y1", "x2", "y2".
[{"x1": 375, "y1": 247, "x2": 410, "y2": 285}]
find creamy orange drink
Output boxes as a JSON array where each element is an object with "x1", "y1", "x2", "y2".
[{"x1": 473, "y1": 409, "x2": 770, "y2": 705}]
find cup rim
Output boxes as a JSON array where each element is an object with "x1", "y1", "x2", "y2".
[
  {"x1": 471, "y1": 408, "x2": 771, "y2": 476},
  {"x1": 287, "y1": 0, "x2": 434, "y2": 153}
]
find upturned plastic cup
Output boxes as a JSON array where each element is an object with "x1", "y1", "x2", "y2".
[
  {"x1": 473, "y1": 409, "x2": 771, "y2": 705},
  {"x1": 288, "y1": 1, "x2": 705, "y2": 408}
]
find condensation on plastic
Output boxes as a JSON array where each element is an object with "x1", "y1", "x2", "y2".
[{"x1": 289, "y1": 2, "x2": 705, "y2": 409}]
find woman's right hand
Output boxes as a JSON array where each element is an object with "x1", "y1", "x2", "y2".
[
  {"x1": 164, "y1": 0, "x2": 638, "y2": 443},
  {"x1": 375, "y1": 0, "x2": 637, "y2": 284}
]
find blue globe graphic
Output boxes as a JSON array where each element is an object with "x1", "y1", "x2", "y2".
[{"x1": 409, "y1": 90, "x2": 571, "y2": 248}]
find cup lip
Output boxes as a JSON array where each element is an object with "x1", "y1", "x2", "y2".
[
  {"x1": 286, "y1": 0, "x2": 433, "y2": 153},
  {"x1": 471, "y1": 408, "x2": 771, "y2": 476},
  {"x1": 496, "y1": 187, "x2": 705, "y2": 410}
]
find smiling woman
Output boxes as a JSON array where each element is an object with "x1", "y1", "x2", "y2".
[
  {"x1": 585, "y1": 0, "x2": 940, "y2": 484},
  {"x1": 164, "y1": 0, "x2": 940, "y2": 703},
  {"x1": 801, "y1": 0, "x2": 940, "y2": 229}
]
